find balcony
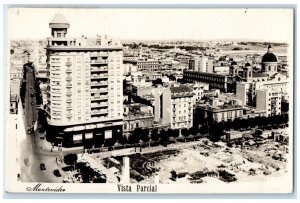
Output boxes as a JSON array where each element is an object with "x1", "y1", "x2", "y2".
[
  {"x1": 90, "y1": 60, "x2": 108, "y2": 64},
  {"x1": 51, "y1": 92, "x2": 61, "y2": 97},
  {"x1": 91, "y1": 102, "x2": 109, "y2": 108},
  {"x1": 66, "y1": 91, "x2": 72, "y2": 96},
  {"x1": 66, "y1": 68, "x2": 72, "y2": 73},
  {"x1": 66, "y1": 77, "x2": 72, "y2": 81},
  {"x1": 90, "y1": 67, "x2": 108, "y2": 72},
  {"x1": 66, "y1": 61, "x2": 72, "y2": 66},
  {"x1": 66, "y1": 83, "x2": 72, "y2": 87},
  {"x1": 90, "y1": 81, "x2": 108, "y2": 86},
  {"x1": 66, "y1": 98, "x2": 73, "y2": 103},
  {"x1": 91, "y1": 74, "x2": 109, "y2": 79},
  {"x1": 51, "y1": 77, "x2": 61, "y2": 82},
  {"x1": 52, "y1": 97, "x2": 62, "y2": 102},
  {"x1": 91, "y1": 88, "x2": 109, "y2": 93},
  {"x1": 91, "y1": 115, "x2": 108, "y2": 120},
  {"x1": 66, "y1": 106, "x2": 73, "y2": 110},
  {"x1": 91, "y1": 109, "x2": 108, "y2": 115},
  {"x1": 91, "y1": 95, "x2": 108, "y2": 101},
  {"x1": 66, "y1": 113, "x2": 73, "y2": 117}
]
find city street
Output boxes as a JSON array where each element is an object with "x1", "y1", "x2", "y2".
[{"x1": 19, "y1": 64, "x2": 64, "y2": 183}]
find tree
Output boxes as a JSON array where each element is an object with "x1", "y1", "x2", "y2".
[
  {"x1": 190, "y1": 126, "x2": 198, "y2": 136},
  {"x1": 199, "y1": 125, "x2": 209, "y2": 135},
  {"x1": 160, "y1": 129, "x2": 170, "y2": 146},
  {"x1": 181, "y1": 128, "x2": 189, "y2": 137},
  {"x1": 140, "y1": 129, "x2": 150, "y2": 142},
  {"x1": 166, "y1": 129, "x2": 175, "y2": 137},
  {"x1": 152, "y1": 78, "x2": 163, "y2": 86},
  {"x1": 150, "y1": 128, "x2": 160, "y2": 142},
  {"x1": 224, "y1": 120, "x2": 232, "y2": 131},
  {"x1": 168, "y1": 75, "x2": 176, "y2": 81},
  {"x1": 115, "y1": 130, "x2": 125, "y2": 145},
  {"x1": 209, "y1": 122, "x2": 224, "y2": 142},
  {"x1": 129, "y1": 128, "x2": 142, "y2": 144},
  {"x1": 119, "y1": 135, "x2": 128, "y2": 145},
  {"x1": 64, "y1": 153, "x2": 78, "y2": 170},
  {"x1": 105, "y1": 138, "x2": 116, "y2": 147}
]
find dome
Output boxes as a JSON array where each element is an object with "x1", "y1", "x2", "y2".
[
  {"x1": 50, "y1": 13, "x2": 69, "y2": 24},
  {"x1": 49, "y1": 14, "x2": 70, "y2": 28},
  {"x1": 262, "y1": 52, "x2": 278, "y2": 63},
  {"x1": 262, "y1": 45, "x2": 277, "y2": 63}
]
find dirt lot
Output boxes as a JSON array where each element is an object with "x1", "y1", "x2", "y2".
[{"x1": 128, "y1": 138, "x2": 288, "y2": 184}]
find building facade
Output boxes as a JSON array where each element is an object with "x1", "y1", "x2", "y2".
[
  {"x1": 183, "y1": 70, "x2": 229, "y2": 92},
  {"x1": 123, "y1": 104, "x2": 154, "y2": 137},
  {"x1": 197, "y1": 99, "x2": 243, "y2": 123},
  {"x1": 170, "y1": 86, "x2": 194, "y2": 129},
  {"x1": 256, "y1": 89, "x2": 282, "y2": 117},
  {"x1": 45, "y1": 14, "x2": 123, "y2": 147},
  {"x1": 186, "y1": 82, "x2": 210, "y2": 104},
  {"x1": 188, "y1": 56, "x2": 213, "y2": 73},
  {"x1": 235, "y1": 45, "x2": 288, "y2": 115}
]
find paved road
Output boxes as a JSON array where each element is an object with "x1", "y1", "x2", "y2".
[{"x1": 20, "y1": 64, "x2": 65, "y2": 183}]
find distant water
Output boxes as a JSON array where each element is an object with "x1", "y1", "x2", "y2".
[{"x1": 220, "y1": 50, "x2": 287, "y2": 56}]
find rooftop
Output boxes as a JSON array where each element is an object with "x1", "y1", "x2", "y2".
[
  {"x1": 170, "y1": 86, "x2": 193, "y2": 94},
  {"x1": 262, "y1": 52, "x2": 278, "y2": 63},
  {"x1": 253, "y1": 72, "x2": 268, "y2": 78},
  {"x1": 198, "y1": 102, "x2": 242, "y2": 112},
  {"x1": 124, "y1": 104, "x2": 153, "y2": 118}
]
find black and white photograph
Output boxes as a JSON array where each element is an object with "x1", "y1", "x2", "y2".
[{"x1": 4, "y1": 7, "x2": 294, "y2": 194}]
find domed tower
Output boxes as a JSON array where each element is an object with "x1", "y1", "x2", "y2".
[
  {"x1": 261, "y1": 45, "x2": 278, "y2": 75},
  {"x1": 229, "y1": 61, "x2": 238, "y2": 77},
  {"x1": 49, "y1": 13, "x2": 69, "y2": 38},
  {"x1": 243, "y1": 63, "x2": 253, "y2": 82}
]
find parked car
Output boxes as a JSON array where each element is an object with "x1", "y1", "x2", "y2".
[
  {"x1": 53, "y1": 169, "x2": 61, "y2": 177},
  {"x1": 40, "y1": 163, "x2": 46, "y2": 170}
]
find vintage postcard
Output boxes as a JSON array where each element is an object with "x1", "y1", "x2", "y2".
[{"x1": 5, "y1": 7, "x2": 294, "y2": 194}]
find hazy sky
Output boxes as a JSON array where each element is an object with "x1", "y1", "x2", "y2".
[{"x1": 8, "y1": 8, "x2": 293, "y2": 42}]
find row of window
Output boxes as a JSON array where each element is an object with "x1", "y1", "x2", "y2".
[{"x1": 185, "y1": 73, "x2": 226, "y2": 82}]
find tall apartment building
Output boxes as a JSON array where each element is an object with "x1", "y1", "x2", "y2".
[
  {"x1": 256, "y1": 89, "x2": 281, "y2": 117},
  {"x1": 188, "y1": 56, "x2": 213, "y2": 73},
  {"x1": 45, "y1": 14, "x2": 123, "y2": 147},
  {"x1": 170, "y1": 86, "x2": 194, "y2": 129}
]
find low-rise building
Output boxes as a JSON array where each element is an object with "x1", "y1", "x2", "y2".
[
  {"x1": 242, "y1": 107, "x2": 266, "y2": 119},
  {"x1": 197, "y1": 98, "x2": 243, "y2": 123},
  {"x1": 123, "y1": 104, "x2": 154, "y2": 137},
  {"x1": 10, "y1": 94, "x2": 18, "y2": 114},
  {"x1": 185, "y1": 82, "x2": 209, "y2": 104}
]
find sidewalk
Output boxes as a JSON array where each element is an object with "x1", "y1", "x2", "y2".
[{"x1": 33, "y1": 130, "x2": 84, "y2": 156}]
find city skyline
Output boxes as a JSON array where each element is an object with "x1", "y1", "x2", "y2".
[
  {"x1": 8, "y1": 8, "x2": 293, "y2": 42},
  {"x1": 6, "y1": 8, "x2": 293, "y2": 193}
]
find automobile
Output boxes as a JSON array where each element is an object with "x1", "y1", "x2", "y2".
[
  {"x1": 40, "y1": 163, "x2": 46, "y2": 170},
  {"x1": 53, "y1": 169, "x2": 61, "y2": 177}
]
